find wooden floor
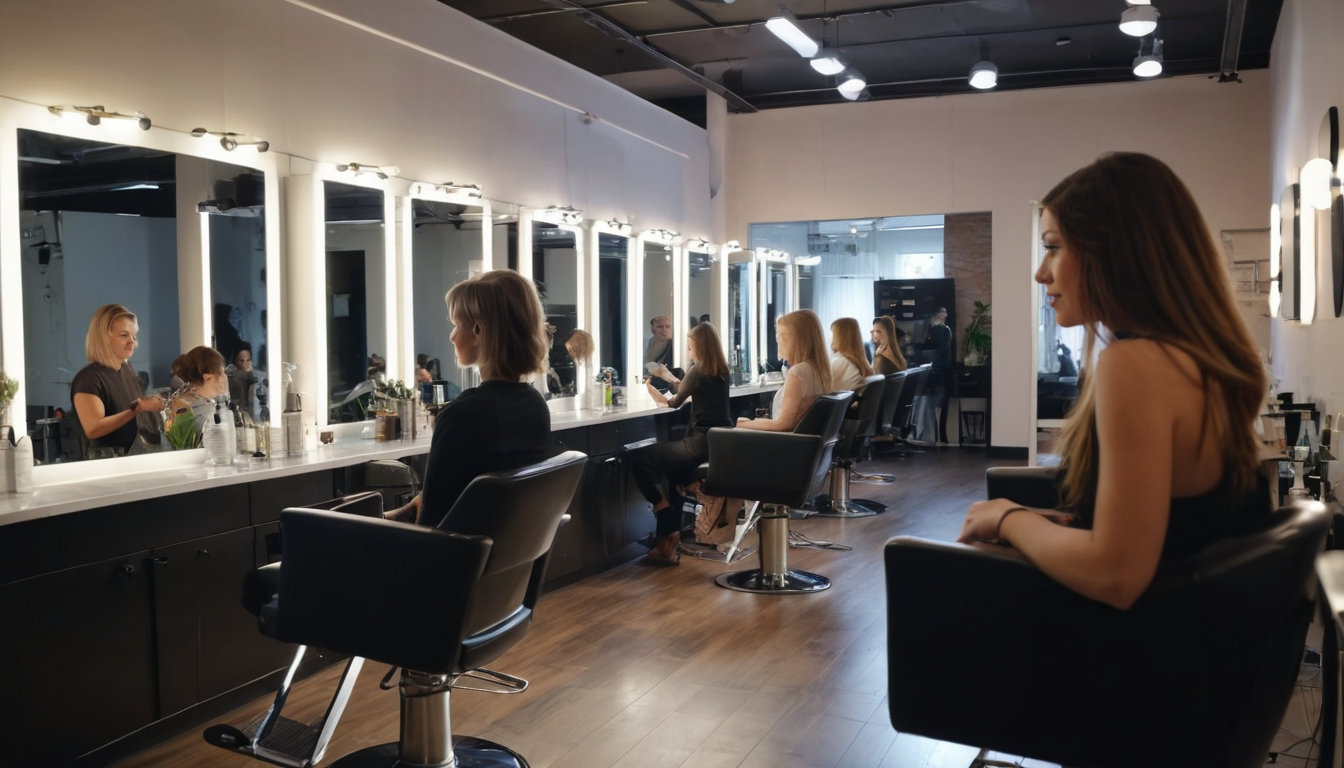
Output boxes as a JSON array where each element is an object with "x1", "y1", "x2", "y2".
[{"x1": 115, "y1": 447, "x2": 1321, "y2": 768}]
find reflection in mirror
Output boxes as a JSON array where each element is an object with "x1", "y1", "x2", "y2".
[
  {"x1": 796, "y1": 263, "x2": 814, "y2": 311},
  {"x1": 19, "y1": 128, "x2": 182, "y2": 463},
  {"x1": 598, "y1": 233, "x2": 630, "y2": 385},
  {"x1": 1280, "y1": 184, "x2": 1300, "y2": 321},
  {"x1": 533, "y1": 222, "x2": 580, "y2": 397},
  {"x1": 728, "y1": 261, "x2": 752, "y2": 385},
  {"x1": 688, "y1": 251, "x2": 714, "y2": 334},
  {"x1": 762, "y1": 262, "x2": 789, "y2": 371},
  {"x1": 412, "y1": 199, "x2": 483, "y2": 401},
  {"x1": 642, "y1": 241, "x2": 675, "y2": 376},
  {"x1": 206, "y1": 161, "x2": 268, "y2": 424},
  {"x1": 325, "y1": 181, "x2": 386, "y2": 421}
]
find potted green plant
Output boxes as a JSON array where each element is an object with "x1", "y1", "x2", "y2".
[
  {"x1": 962, "y1": 301, "x2": 991, "y2": 366},
  {"x1": 0, "y1": 375, "x2": 17, "y2": 427}
]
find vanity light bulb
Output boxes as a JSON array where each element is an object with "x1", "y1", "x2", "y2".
[
  {"x1": 1302, "y1": 158, "x2": 1334, "y2": 211},
  {"x1": 137, "y1": 116, "x2": 152, "y2": 131},
  {"x1": 220, "y1": 136, "x2": 238, "y2": 151}
]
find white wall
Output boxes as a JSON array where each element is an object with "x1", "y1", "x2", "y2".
[
  {"x1": 0, "y1": 0, "x2": 711, "y2": 237},
  {"x1": 728, "y1": 74, "x2": 1272, "y2": 449},
  {"x1": 1269, "y1": 0, "x2": 1344, "y2": 416}
]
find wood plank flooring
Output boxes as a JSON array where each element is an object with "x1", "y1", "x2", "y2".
[{"x1": 112, "y1": 448, "x2": 1320, "y2": 768}]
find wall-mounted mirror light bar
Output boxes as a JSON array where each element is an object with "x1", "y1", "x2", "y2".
[
  {"x1": 536, "y1": 206, "x2": 583, "y2": 225},
  {"x1": 642, "y1": 228, "x2": 680, "y2": 244},
  {"x1": 47, "y1": 104, "x2": 151, "y2": 131},
  {"x1": 191, "y1": 128, "x2": 269, "y2": 152}
]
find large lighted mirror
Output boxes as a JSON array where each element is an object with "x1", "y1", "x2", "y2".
[
  {"x1": 727, "y1": 252, "x2": 754, "y2": 385},
  {"x1": 19, "y1": 128, "x2": 184, "y2": 462},
  {"x1": 1280, "y1": 183, "x2": 1301, "y2": 321},
  {"x1": 642, "y1": 238, "x2": 675, "y2": 376},
  {"x1": 795, "y1": 259, "x2": 816, "y2": 312},
  {"x1": 597, "y1": 232, "x2": 632, "y2": 387},
  {"x1": 687, "y1": 248, "x2": 714, "y2": 335},
  {"x1": 325, "y1": 181, "x2": 388, "y2": 421},
  {"x1": 761, "y1": 259, "x2": 789, "y2": 371},
  {"x1": 206, "y1": 162, "x2": 269, "y2": 424},
  {"x1": 410, "y1": 197, "x2": 485, "y2": 401},
  {"x1": 1319, "y1": 107, "x2": 1343, "y2": 318},
  {"x1": 533, "y1": 220, "x2": 582, "y2": 398}
]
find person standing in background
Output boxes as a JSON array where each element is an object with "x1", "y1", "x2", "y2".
[{"x1": 921, "y1": 307, "x2": 954, "y2": 445}]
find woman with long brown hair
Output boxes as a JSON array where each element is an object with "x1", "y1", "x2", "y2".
[
  {"x1": 830, "y1": 317, "x2": 874, "y2": 392},
  {"x1": 957, "y1": 152, "x2": 1269, "y2": 610},
  {"x1": 633, "y1": 321, "x2": 735, "y2": 563},
  {"x1": 871, "y1": 315, "x2": 907, "y2": 374},
  {"x1": 739, "y1": 309, "x2": 833, "y2": 432}
]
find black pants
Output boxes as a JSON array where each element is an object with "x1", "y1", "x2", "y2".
[
  {"x1": 931, "y1": 368, "x2": 953, "y2": 444},
  {"x1": 629, "y1": 433, "x2": 708, "y2": 537}
]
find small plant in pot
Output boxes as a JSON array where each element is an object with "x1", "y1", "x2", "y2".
[{"x1": 962, "y1": 301, "x2": 991, "y2": 366}]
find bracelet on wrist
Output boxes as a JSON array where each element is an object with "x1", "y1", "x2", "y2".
[{"x1": 995, "y1": 505, "x2": 1029, "y2": 542}]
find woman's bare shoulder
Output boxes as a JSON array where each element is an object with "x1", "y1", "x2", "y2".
[{"x1": 1097, "y1": 337, "x2": 1199, "y2": 384}]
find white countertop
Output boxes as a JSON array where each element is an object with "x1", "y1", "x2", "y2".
[{"x1": 0, "y1": 382, "x2": 780, "y2": 527}]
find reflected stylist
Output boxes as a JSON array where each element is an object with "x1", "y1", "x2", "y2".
[{"x1": 71, "y1": 304, "x2": 164, "y2": 459}]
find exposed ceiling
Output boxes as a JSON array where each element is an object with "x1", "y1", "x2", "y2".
[{"x1": 435, "y1": 0, "x2": 1283, "y2": 126}]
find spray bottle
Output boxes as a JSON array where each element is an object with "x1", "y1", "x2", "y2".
[{"x1": 282, "y1": 362, "x2": 306, "y2": 456}]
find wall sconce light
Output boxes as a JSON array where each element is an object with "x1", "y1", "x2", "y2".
[
  {"x1": 1132, "y1": 38, "x2": 1164, "y2": 78},
  {"x1": 336, "y1": 162, "x2": 400, "y2": 180},
  {"x1": 1119, "y1": 5, "x2": 1160, "y2": 37},
  {"x1": 1269, "y1": 202, "x2": 1281, "y2": 318},
  {"x1": 537, "y1": 206, "x2": 583, "y2": 226},
  {"x1": 1302, "y1": 158, "x2": 1335, "y2": 211},
  {"x1": 765, "y1": 6, "x2": 820, "y2": 58},
  {"x1": 722, "y1": 240, "x2": 743, "y2": 254},
  {"x1": 759, "y1": 248, "x2": 790, "y2": 262},
  {"x1": 411, "y1": 182, "x2": 483, "y2": 199},
  {"x1": 686, "y1": 237, "x2": 712, "y2": 253},
  {"x1": 793, "y1": 255, "x2": 821, "y2": 266},
  {"x1": 837, "y1": 70, "x2": 867, "y2": 101},
  {"x1": 191, "y1": 128, "x2": 269, "y2": 152},
  {"x1": 643, "y1": 228, "x2": 680, "y2": 244},
  {"x1": 603, "y1": 220, "x2": 633, "y2": 236},
  {"x1": 48, "y1": 105, "x2": 151, "y2": 131}
]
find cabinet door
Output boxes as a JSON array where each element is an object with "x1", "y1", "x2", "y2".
[
  {"x1": 620, "y1": 458, "x2": 656, "y2": 545},
  {"x1": 0, "y1": 551, "x2": 156, "y2": 766}
]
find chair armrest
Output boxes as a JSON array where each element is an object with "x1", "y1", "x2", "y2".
[
  {"x1": 272, "y1": 508, "x2": 492, "y2": 673},
  {"x1": 1319, "y1": 550, "x2": 1344, "y2": 632},
  {"x1": 703, "y1": 428, "x2": 823, "y2": 507},
  {"x1": 985, "y1": 466, "x2": 1060, "y2": 510}
]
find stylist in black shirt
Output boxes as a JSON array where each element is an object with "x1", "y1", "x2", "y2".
[
  {"x1": 631, "y1": 321, "x2": 734, "y2": 564},
  {"x1": 387, "y1": 270, "x2": 553, "y2": 529},
  {"x1": 71, "y1": 304, "x2": 165, "y2": 459}
]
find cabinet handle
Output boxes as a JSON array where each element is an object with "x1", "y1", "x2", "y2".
[
  {"x1": 120, "y1": 565, "x2": 135, "y2": 577},
  {"x1": 197, "y1": 549, "x2": 210, "y2": 558},
  {"x1": 152, "y1": 556, "x2": 169, "y2": 566}
]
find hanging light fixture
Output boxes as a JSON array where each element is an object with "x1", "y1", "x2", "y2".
[
  {"x1": 837, "y1": 69, "x2": 866, "y2": 101},
  {"x1": 765, "y1": 6, "x2": 820, "y2": 59},
  {"x1": 1132, "y1": 38, "x2": 1164, "y2": 78},
  {"x1": 811, "y1": 50, "x2": 848, "y2": 76},
  {"x1": 968, "y1": 61, "x2": 998, "y2": 90},
  {"x1": 1119, "y1": 5, "x2": 1160, "y2": 37}
]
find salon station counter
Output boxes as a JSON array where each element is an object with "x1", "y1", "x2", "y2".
[{"x1": 0, "y1": 383, "x2": 778, "y2": 767}]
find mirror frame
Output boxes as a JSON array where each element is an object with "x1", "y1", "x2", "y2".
[
  {"x1": 396, "y1": 185, "x2": 491, "y2": 386},
  {"x1": 683, "y1": 240, "x2": 722, "y2": 366},
  {"x1": 587, "y1": 222, "x2": 637, "y2": 390},
  {"x1": 1321, "y1": 106, "x2": 1344, "y2": 318},
  {"x1": 287, "y1": 166, "x2": 394, "y2": 427},
  {"x1": 0, "y1": 99, "x2": 281, "y2": 476},
  {"x1": 727, "y1": 248, "x2": 758, "y2": 385},
  {"x1": 1279, "y1": 183, "x2": 1301, "y2": 321},
  {"x1": 757, "y1": 251, "x2": 792, "y2": 372},
  {"x1": 636, "y1": 231, "x2": 682, "y2": 371}
]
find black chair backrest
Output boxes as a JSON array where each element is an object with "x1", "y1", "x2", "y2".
[
  {"x1": 875, "y1": 371, "x2": 908, "y2": 433},
  {"x1": 837, "y1": 375, "x2": 888, "y2": 459},
  {"x1": 794, "y1": 392, "x2": 854, "y2": 496},
  {"x1": 895, "y1": 364, "x2": 931, "y2": 430},
  {"x1": 274, "y1": 451, "x2": 587, "y2": 675}
]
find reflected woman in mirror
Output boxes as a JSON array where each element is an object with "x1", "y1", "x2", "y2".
[
  {"x1": 168, "y1": 347, "x2": 229, "y2": 435},
  {"x1": 226, "y1": 343, "x2": 258, "y2": 418},
  {"x1": 386, "y1": 270, "x2": 552, "y2": 528},
  {"x1": 738, "y1": 309, "x2": 833, "y2": 433},
  {"x1": 633, "y1": 321, "x2": 734, "y2": 564},
  {"x1": 958, "y1": 152, "x2": 1270, "y2": 610},
  {"x1": 830, "y1": 318, "x2": 875, "y2": 393},
  {"x1": 71, "y1": 304, "x2": 165, "y2": 459},
  {"x1": 871, "y1": 315, "x2": 908, "y2": 375}
]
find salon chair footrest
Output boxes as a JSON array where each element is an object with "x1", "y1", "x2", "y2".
[
  {"x1": 812, "y1": 500, "x2": 879, "y2": 518},
  {"x1": 678, "y1": 539, "x2": 757, "y2": 563},
  {"x1": 848, "y1": 497, "x2": 888, "y2": 514},
  {"x1": 204, "y1": 717, "x2": 320, "y2": 768},
  {"x1": 715, "y1": 569, "x2": 830, "y2": 594},
  {"x1": 328, "y1": 737, "x2": 530, "y2": 768}
]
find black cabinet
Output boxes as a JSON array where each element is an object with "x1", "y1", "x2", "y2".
[{"x1": 0, "y1": 550, "x2": 157, "y2": 767}]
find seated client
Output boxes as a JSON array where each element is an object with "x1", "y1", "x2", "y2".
[
  {"x1": 632, "y1": 321, "x2": 734, "y2": 564},
  {"x1": 958, "y1": 152, "x2": 1270, "y2": 610},
  {"x1": 737, "y1": 309, "x2": 832, "y2": 433},
  {"x1": 388, "y1": 270, "x2": 553, "y2": 528},
  {"x1": 830, "y1": 317, "x2": 874, "y2": 393}
]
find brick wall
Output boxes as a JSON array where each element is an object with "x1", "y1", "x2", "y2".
[{"x1": 943, "y1": 212, "x2": 992, "y2": 362}]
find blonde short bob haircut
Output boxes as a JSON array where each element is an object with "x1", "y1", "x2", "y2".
[
  {"x1": 445, "y1": 270, "x2": 550, "y2": 382},
  {"x1": 86, "y1": 303, "x2": 138, "y2": 369}
]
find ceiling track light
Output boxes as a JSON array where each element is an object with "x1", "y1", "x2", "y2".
[
  {"x1": 811, "y1": 52, "x2": 848, "y2": 76},
  {"x1": 765, "y1": 6, "x2": 820, "y2": 59},
  {"x1": 1132, "y1": 37, "x2": 1164, "y2": 78},
  {"x1": 969, "y1": 60, "x2": 998, "y2": 90},
  {"x1": 837, "y1": 69, "x2": 866, "y2": 100},
  {"x1": 1119, "y1": 5, "x2": 1160, "y2": 37},
  {"x1": 335, "y1": 162, "x2": 399, "y2": 180},
  {"x1": 48, "y1": 104, "x2": 151, "y2": 131},
  {"x1": 191, "y1": 127, "x2": 269, "y2": 152}
]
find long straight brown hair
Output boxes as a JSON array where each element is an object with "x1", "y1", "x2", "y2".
[
  {"x1": 830, "y1": 318, "x2": 873, "y2": 377},
  {"x1": 778, "y1": 309, "x2": 834, "y2": 393},
  {"x1": 1046, "y1": 153, "x2": 1267, "y2": 510},
  {"x1": 688, "y1": 321, "x2": 730, "y2": 379},
  {"x1": 872, "y1": 315, "x2": 908, "y2": 370}
]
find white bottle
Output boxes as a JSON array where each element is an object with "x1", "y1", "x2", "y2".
[{"x1": 203, "y1": 401, "x2": 235, "y2": 466}]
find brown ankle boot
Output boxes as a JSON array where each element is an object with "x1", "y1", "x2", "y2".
[{"x1": 646, "y1": 531, "x2": 681, "y2": 565}]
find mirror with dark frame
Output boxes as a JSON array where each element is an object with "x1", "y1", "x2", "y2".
[
  {"x1": 1321, "y1": 106, "x2": 1343, "y2": 318},
  {"x1": 762, "y1": 261, "x2": 788, "y2": 371},
  {"x1": 325, "y1": 180, "x2": 386, "y2": 422},
  {"x1": 597, "y1": 233, "x2": 630, "y2": 386},
  {"x1": 728, "y1": 260, "x2": 752, "y2": 385},
  {"x1": 411, "y1": 198, "x2": 484, "y2": 403},
  {"x1": 206, "y1": 160, "x2": 269, "y2": 425},
  {"x1": 18, "y1": 128, "x2": 185, "y2": 463},
  {"x1": 642, "y1": 240, "x2": 675, "y2": 382},
  {"x1": 533, "y1": 221, "x2": 580, "y2": 398},
  {"x1": 1280, "y1": 183, "x2": 1301, "y2": 321}
]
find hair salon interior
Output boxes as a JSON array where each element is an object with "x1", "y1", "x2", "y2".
[{"x1": 0, "y1": 0, "x2": 1341, "y2": 766}]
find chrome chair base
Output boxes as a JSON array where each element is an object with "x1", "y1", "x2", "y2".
[
  {"x1": 679, "y1": 539, "x2": 757, "y2": 563},
  {"x1": 851, "y1": 469, "x2": 895, "y2": 484},
  {"x1": 328, "y1": 737, "x2": 529, "y2": 768},
  {"x1": 715, "y1": 568, "x2": 831, "y2": 594},
  {"x1": 812, "y1": 500, "x2": 879, "y2": 518}
]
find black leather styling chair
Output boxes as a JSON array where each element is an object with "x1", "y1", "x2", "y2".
[
  {"x1": 890, "y1": 363, "x2": 929, "y2": 453},
  {"x1": 884, "y1": 467, "x2": 1328, "y2": 768},
  {"x1": 206, "y1": 451, "x2": 587, "y2": 768},
  {"x1": 848, "y1": 370, "x2": 908, "y2": 494},
  {"x1": 702, "y1": 392, "x2": 852, "y2": 594},
  {"x1": 814, "y1": 374, "x2": 887, "y2": 518},
  {"x1": 1315, "y1": 550, "x2": 1344, "y2": 768}
]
